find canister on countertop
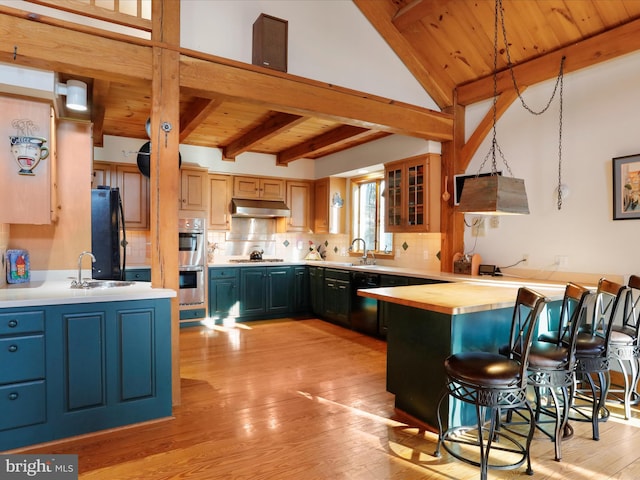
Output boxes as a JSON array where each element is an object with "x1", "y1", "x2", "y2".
[{"x1": 6, "y1": 249, "x2": 30, "y2": 284}]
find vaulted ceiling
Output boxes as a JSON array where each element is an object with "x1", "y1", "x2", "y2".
[
  {"x1": 6, "y1": 1, "x2": 640, "y2": 165},
  {"x1": 355, "y1": 0, "x2": 640, "y2": 109}
]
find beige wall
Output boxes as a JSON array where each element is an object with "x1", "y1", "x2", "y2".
[{"x1": 9, "y1": 121, "x2": 92, "y2": 271}]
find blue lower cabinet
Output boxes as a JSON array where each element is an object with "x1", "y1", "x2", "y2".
[
  {"x1": 124, "y1": 268, "x2": 151, "y2": 282},
  {"x1": 292, "y1": 266, "x2": 310, "y2": 313},
  {"x1": 0, "y1": 299, "x2": 172, "y2": 450},
  {"x1": 209, "y1": 268, "x2": 239, "y2": 321},
  {"x1": 237, "y1": 266, "x2": 293, "y2": 320}
]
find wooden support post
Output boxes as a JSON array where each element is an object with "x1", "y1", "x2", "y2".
[{"x1": 151, "y1": 0, "x2": 181, "y2": 406}]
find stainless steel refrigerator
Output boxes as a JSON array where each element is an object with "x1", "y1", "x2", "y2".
[{"x1": 91, "y1": 187, "x2": 126, "y2": 280}]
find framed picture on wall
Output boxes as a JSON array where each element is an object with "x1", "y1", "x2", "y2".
[{"x1": 613, "y1": 154, "x2": 640, "y2": 220}]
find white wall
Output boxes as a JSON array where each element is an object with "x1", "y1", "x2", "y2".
[
  {"x1": 463, "y1": 51, "x2": 640, "y2": 280},
  {"x1": 94, "y1": 135, "x2": 316, "y2": 179},
  {"x1": 180, "y1": 0, "x2": 437, "y2": 110}
]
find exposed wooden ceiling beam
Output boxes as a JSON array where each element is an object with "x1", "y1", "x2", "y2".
[
  {"x1": 91, "y1": 79, "x2": 111, "y2": 147},
  {"x1": 0, "y1": 10, "x2": 152, "y2": 85},
  {"x1": 457, "y1": 17, "x2": 640, "y2": 105},
  {"x1": 223, "y1": 112, "x2": 306, "y2": 161},
  {"x1": 392, "y1": 0, "x2": 453, "y2": 32},
  {"x1": 179, "y1": 97, "x2": 222, "y2": 143},
  {"x1": 353, "y1": 0, "x2": 454, "y2": 109},
  {"x1": 180, "y1": 55, "x2": 453, "y2": 142},
  {"x1": 460, "y1": 88, "x2": 520, "y2": 169},
  {"x1": 277, "y1": 125, "x2": 386, "y2": 165}
]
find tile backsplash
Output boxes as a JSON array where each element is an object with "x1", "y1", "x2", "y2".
[
  {"x1": 208, "y1": 230, "x2": 442, "y2": 272},
  {"x1": 121, "y1": 227, "x2": 442, "y2": 274}
]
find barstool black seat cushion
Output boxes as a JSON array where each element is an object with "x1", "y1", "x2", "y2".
[
  {"x1": 538, "y1": 330, "x2": 559, "y2": 344},
  {"x1": 572, "y1": 332, "x2": 605, "y2": 357},
  {"x1": 445, "y1": 352, "x2": 521, "y2": 387},
  {"x1": 528, "y1": 342, "x2": 569, "y2": 369}
]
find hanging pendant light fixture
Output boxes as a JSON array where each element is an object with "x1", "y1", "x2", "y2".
[{"x1": 458, "y1": 0, "x2": 565, "y2": 216}]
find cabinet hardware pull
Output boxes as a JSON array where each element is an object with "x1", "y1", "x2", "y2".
[
  {"x1": 8, "y1": 345, "x2": 18, "y2": 353},
  {"x1": 8, "y1": 392, "x2": 18, "y2": 401},
  {"x1": 8, "y1": 319, "x2": 18, "y2": 328}
]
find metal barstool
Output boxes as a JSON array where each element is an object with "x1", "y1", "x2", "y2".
[
  {"x1": 608, "y1": 275, "x2": 640, "y2": 419},
  {"x1": 569, "y1": 278, "x2": 627, "y2": 440},
  {"x1": 434, "y1": 287, "x2": 548, "y2": 480},
  {"x1": 526, "y1": 282, "x2": 591, "y2": 461}
]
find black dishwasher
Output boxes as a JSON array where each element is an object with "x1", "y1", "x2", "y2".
[{"x1": 350, "y1": 272, "x2": 380, "y2": 336}]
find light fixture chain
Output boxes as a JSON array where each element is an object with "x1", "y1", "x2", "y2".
[
  {"x1": 557, "y1": 64, "x2": 564, "y2": 210},
  {"x1": 498, "y1": 0, "x2": 565, "y2": 116}
]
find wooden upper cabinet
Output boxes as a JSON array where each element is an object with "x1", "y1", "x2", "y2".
[
  {"x1": 114, "y1": 164, "x2": 149, "y2": 230},
  {"x1": 92, "y1": 162, "x2": 149, "y2": 230},
  {"x1": 384, "y1": 153, "x2": 441, "y2": 233},
  {"x1": 208, "y1": 174, "x2": 232, "y2": 230},
  {"x1": 313, "y1": 177, "x2": 345, "y2": 234},
  {"x1": 283, "y1": 180, "x2": 313, "y2": 232},
  {"x1": 92, "y1": 162, "x2": 112, "y2": 189},
  {"x1": 0, "y1": 97, "x2": 55, "y2": 225},
  {"x1": 233, "y1": 176, "x2": 284, "y2": 201},
  {"x1": 180, "y1": 166, "x2": 209, "y2": 211}
]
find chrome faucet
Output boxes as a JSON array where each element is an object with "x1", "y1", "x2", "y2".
[
  {"x1": 350, "y1": 238, "x2": 369, "y2": 264},
  {"x1": 71, "y1": 251, "x2": 96, "y2": 288}
]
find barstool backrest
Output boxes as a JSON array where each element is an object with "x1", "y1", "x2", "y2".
[
  {"x1": 505, "y1": 287, "x2": 549, "y2": 382},
  {"x1": 582, "y1": 278, "x2": 627, "y2": 354},
  {"x1": 621, "y1": 275, "x2": 640, "y2": 337},
  {"x1": 556, "y1": 282, "x2": 592, "y2": 367}
]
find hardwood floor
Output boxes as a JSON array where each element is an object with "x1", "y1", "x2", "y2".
[{"x1": 17, "y1": 317, "x2": 640, "y2": 479}]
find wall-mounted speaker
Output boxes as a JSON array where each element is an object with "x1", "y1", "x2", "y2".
[{"x1": 252, "y1": 13, "x2": 288, "y2": 73}]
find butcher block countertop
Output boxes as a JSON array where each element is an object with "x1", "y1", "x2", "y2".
[{"x1": 358, "y1": 280, "x2": 569, "y2": 315}]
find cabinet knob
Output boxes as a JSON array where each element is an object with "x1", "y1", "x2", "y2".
[
  {"x1": 8, "y1": 319, "x2": 18, "y2": 328},
  {"x1": 8, "y1": 392, "x2": 18, "y2": 401},
  {"x1": 8, "y1": 344, "x2": 18, "y2": 353}
]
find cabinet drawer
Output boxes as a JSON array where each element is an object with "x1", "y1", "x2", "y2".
[
  {"x1": 179, "y1": 308, "x2": 206, "y2": 321},
  {"x1": 0, "y1": 310, "x2": 44, "y2": 336},
  {"x1": 0, "y1": 380, "x2": 46, "y2": 431},
  {"x1": 209, "y1": 268, "x2": 238, "y2": 280},
  {"x1": 324, "y1": 268, "x2": 350, "y2": 282},
  {"x1": 0, "y1": 335, "x2": 45, "y2": 384},
  {"x1": 125, "y1": 268, "x2": 151, "y2": 282}
]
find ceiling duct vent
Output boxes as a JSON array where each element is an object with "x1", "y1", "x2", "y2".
[{"x1": 232, "y1": 198, "x2": 290, "y2": 218}]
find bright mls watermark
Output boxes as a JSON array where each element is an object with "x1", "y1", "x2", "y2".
[{"x1": 0, "y1": 455, "x2": 77, "y2": 480}]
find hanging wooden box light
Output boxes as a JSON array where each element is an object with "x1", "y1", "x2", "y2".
[{"x1": 457, "y1": 175, "x2": 529, "y2": 215}]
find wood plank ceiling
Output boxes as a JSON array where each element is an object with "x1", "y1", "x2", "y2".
[{"x1": 48, "y1": 1, "x2": 640, "y2": 165}]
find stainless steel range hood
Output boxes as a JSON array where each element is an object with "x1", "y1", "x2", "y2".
[{"x1": 231, "y1": 198, "x2": 290, "y2": 218}]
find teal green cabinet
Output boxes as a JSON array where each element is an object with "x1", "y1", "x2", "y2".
[
  {"x1": 209, "y1": 268, "x2": 239, "y2": 320},
  {"x1": 239, "y1": 266, "x2": 293, "y2": 319},
  {"x1": 0, "y1": 299, "x2": 172, "y2": 451},
  {"x1": 292, "y1": 266, "x2": 310, "y2": 313},
  {"x1": 125, "y1": 268, "x2": 151, "y2": 282},
  {"x1": 0, "y1": 310, "x2": 46, "y2": 435},
  {"x1": 323, "y1": 268, "x2": 350, "y2": 327},
  {"x1": 309, "y1": 266, "x2": 324, "y2": 317},
  {"x1": 240, "y1": 268, "x2": 267, "y2": 316}
]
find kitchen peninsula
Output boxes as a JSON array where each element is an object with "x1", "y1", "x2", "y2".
[
  {"x1": 0, "y1": 279, "x2": 175, "y2": 450},
  {"x1": 358, "y1": 280, "x2": 567, "y2": 430}
]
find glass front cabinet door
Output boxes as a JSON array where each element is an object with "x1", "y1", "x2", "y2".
[{"x1": 384, "y1": 154, "x2": 437, "y2": 232}]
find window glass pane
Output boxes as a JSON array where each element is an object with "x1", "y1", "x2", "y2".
[
  {"x1": 351, "y1": 177, "x2": 392, "y2": 254},
  {"x1": 359, "y1": 182, "x2": 376, "y2": 250}
]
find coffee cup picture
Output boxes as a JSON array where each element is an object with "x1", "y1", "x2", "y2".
[{"x1": 9, "y1": 135, "x2": 49, "y2": 175}]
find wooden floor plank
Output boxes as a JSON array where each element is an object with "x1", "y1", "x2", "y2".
[{"x1": 13, "y1": 318, "x2": 640, "y2": 479}]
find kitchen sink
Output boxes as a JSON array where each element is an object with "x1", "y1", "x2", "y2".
[{"x1": 72, "y1": 280, "x2": 136, "y2": 289}]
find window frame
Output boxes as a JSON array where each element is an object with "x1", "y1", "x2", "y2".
[{"x1": 349, "y1": 173, "x2": 394, "y2": 260}]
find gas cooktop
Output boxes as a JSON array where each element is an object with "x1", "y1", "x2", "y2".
[{"x1": 228, "y1": 258, "x2": 285, "y2": 263}]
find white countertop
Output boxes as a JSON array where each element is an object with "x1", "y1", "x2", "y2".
[{"x1": 0, "y1": 278, "x2": 175, "y2": 309}]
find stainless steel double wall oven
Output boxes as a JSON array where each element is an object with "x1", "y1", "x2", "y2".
[{"x1": 178, "y1": 217, "x2": 206, "y2": 307}]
